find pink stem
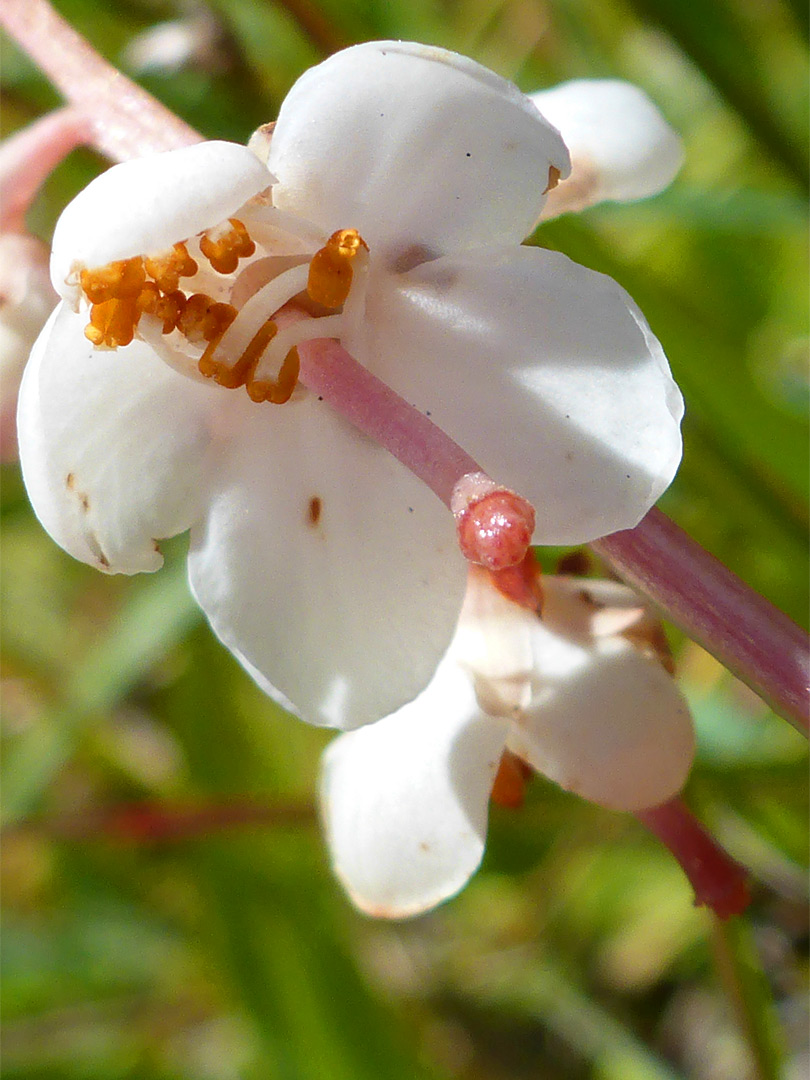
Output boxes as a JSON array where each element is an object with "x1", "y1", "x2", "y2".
[
  {"x1": 0, "y1": 0, "x2": 201, "y2": 163},
  {"x1": 593, "y1": 509, "x2": 809, "y2": 734},
  {"x1": 1, "y1": 107, "x2": 91, "y2": 232},
  {"x1": 298, "y1": 336, "x2": 480, "y2": 507},
  {"x1": 637, "y1": 798, "x2": 751, "y2": 919}
]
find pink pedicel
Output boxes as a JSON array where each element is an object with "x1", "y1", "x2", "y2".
[{"x1": 637, "y1": 798, "x2": 751, "y2": 919}]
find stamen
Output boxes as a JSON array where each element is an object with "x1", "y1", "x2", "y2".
[
  {"x1": 144, "y1": 242, "x2": 198, "y2": 292},
  {"x1": 200, "y1": 218, "x2": 255, "y2": 274},
  {"x1": 176, "y1": 292, "x2": 237, "y2": 345},
  {"x1": 136, "y1": 281, "x2": 186, "y2": 333},
  {"x1": 543, "y1": 165, "x2": 562, "y2": 195},
  {"x1": 199, "y1": 317, "x2": 275, "y2": 389},
  {"x1": 452, "y1": 472, "x2": 536, "y2": 571},
  {"x1": 80, "y1": 256, "x2": 145, "y2": 303},
  {"x1": 247, "y1": 344, "x2": 300, "y2": 404},
  {"x1": 307, "y1": 228, "x2": 368, "y2": 309},
  {"x1": 491, "y1": 750, "x2": 533, "y2": 809},
  {"x1": 238, "y1": 204, "x2": 327, "y2": 252},
  {"x1": 84, "y1": 296, "x2": 140, "y2": 347},
  {"x1": 252, "y1": 313, "x2": 344, "y2": 384},
  {"x1": 204, "y1": 263, "x2": 310, "y2": 371}
]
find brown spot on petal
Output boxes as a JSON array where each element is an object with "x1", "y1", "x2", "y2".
[
  {"x1": 66, "y1": 472, "x2": 75, "y2": 490},
  {"x1": 307, "y1": 496, "x2": 322, "y2": 527},
  {"x1": 419, "y1": 841, "x2": 431, "y2": 853}
]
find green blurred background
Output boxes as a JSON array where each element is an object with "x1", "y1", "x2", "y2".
[{"x1": 1, "y1": 0, "x2": 807, "y2": 1077}]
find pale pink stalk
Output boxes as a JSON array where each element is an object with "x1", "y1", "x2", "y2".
[
  {"x1": 299, "y1": 336, "x2": 535, "y2": 567},
  {"x1": 593, "y1": 510, "x2": 809, "y2": 734},
  {"x1": 637, "y1": 798, "x2": 751, "y2": 919},
  {"x1": 298, "y1": 336, "x2": 479, "y2": 505},
  {"x1": 0, "y1": 0, "x2": 200, "y2": 163},
  {"x1": 1, "y1": 107, "x2": 90, "y2": 232}
]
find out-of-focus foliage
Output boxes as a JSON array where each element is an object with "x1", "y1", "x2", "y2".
[{"x1": 1, "y1": 1, "x2": 807, "y2": 1077}]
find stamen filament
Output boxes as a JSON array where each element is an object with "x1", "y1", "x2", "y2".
[
  {"x1": 253, "y1": 314, "x2": 344, "y2": 383},
  {"x1": 238, "y1": 204, "x2": 327, "y2": 252},
  {"x1": 206, "y1": 263, "x2": 310, "y2": 369}
]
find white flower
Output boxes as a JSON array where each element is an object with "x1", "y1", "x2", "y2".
[
  {"x1": 530, "y1": 79, "x2": 684, "y2": 217},
  {"x1": 321, "y1": 567, "x2": 695, "y2": 918},
  {"x1": 18, "y1": 41, "x2": 683, "y2": 730}
]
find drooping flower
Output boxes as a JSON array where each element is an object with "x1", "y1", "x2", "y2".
[
  {"x1": 320, "y1": 566, "x2": 695, "y2": 917},
  {"x1": 529, "y1": 79, "x2": 684, "y2": 218},
  {"x1": 18, "y1": 41, "x2": 684, "y2": 730}
]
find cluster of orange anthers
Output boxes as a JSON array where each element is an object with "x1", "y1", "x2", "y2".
[
  {"x1": 80, "y1": 223, "x2": 369, "y2": 406},
  {"x1": 80, "y1": 220, "x2": 251, "y2": 355}
]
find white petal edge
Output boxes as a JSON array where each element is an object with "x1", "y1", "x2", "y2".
[
  {"x1": 320, "y1": 657, "x2": 509, "y2": 917},
  {"x1": 268, "y1": 41, "x2": 570, "y2": 260},
  {"x1": 187, "y1": 390, "x2": 466, "y2": 730},
  {"x1": 530, "y1": 80, "x2": 683, "y2": 215},
  {"x1": 509, "y1": 630, "x2": 695, "y2": 812},
  {"x1": 51, "y1": 141, "x2": 273, "y2": 301},
  {"x1": 356, "y1": 245, "x2": 683, "y2": 545},
  {"x1": 17, "y1": 303, "x2": 223, "y2": 573}
]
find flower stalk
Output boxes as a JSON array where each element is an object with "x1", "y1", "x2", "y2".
[
  {"x1": 0, "y1": 0, "x2": 200, "y2": 164},
  {"x1": 593, "y1": 510, "x2": 809, "y2": 734},
  {"x1": 637, "y1": 798, "x2": 751, "y2": 919}
]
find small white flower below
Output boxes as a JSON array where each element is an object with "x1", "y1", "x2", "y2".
[{"x1": 320, "y1": 568, "x2": 695, "y2": 917}]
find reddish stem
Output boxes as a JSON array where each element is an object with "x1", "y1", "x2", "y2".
[
  {"x1": 637, "y1": 798, "x2": 751, "y2": 919},
  {"x1": 593, "y1": 509, "x2": 809, "y2": 734},
  {"x1": 9, "y1": 799, "x2": 314, "y2": 843},
  {"x1": 1, "y1": 107, "x2": 91, "y2": 231},
  {"x1": 0, "y1": 0, "x2": 200, "y2": 163}
]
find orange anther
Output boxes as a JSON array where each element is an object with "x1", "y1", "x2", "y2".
[
  {"x1": 246, "y1": 345, "x2": 300, "y2": 404},
  {"x1": 199, "y1": 218, "x2": 255, "y2": 275},
  {"x1": 84, "y1": 297, "x2": 140, "y2": 348},
  {"x1": 307, "y1": 228, "x2": 368, "y2": 309},
  {"x1": 80, "y1": 257, "x2": 145, "y2": 304},
  {"x1": 198, "y1": 317, "x2": 275, "y2": 389},
  {"x1": 137, "y1": 282, "x2": 186, "y2": 334},
  {"x1": 144, "y1": 243, "x2": 198, "y2": 292},
  {"x1": 490, "y1": 750, "x2": 533, "y2": 809},
  {"x1": 543, "y1": 165, "x2": 561, "y2": 195},
  {"x1": 176, "y1": 293, "x2": 237, "y2": 344}
]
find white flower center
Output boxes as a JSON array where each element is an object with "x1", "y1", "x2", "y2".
[{"x1": 77, "y1": 214, "x2": 370, "y2": 404}]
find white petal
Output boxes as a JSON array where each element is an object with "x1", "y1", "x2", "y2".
[
  {"x1": 51, "y1": 141, "x2": 273, "y2": 300},
  {"x1": 17, "y1": 303, "x2": 222, "y2": 573},
  {"x1": 451, "y1": 566, "x2": 538, "y2": 716},
  {"x1": 540, "y1": 575, "x2": 649, "y2": 641},
  {"x1": 358, "y1": 246, "x2": 683, "y2": 545},
  {"x1": 509, "y1": 627, "x2": 694, "y2": 812},
  {"x1": 530, "y1": 80, "x2": 683, "y2": 215},
  {"x1": 187, "y1": 391, "x2": 466, "y2": 730},
  {"x1": 320, "y1": 658, "x2": 509, "y2": 917},
  {"x1": 267, "y1": 41, "x2": 569, "y2": 260}
]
